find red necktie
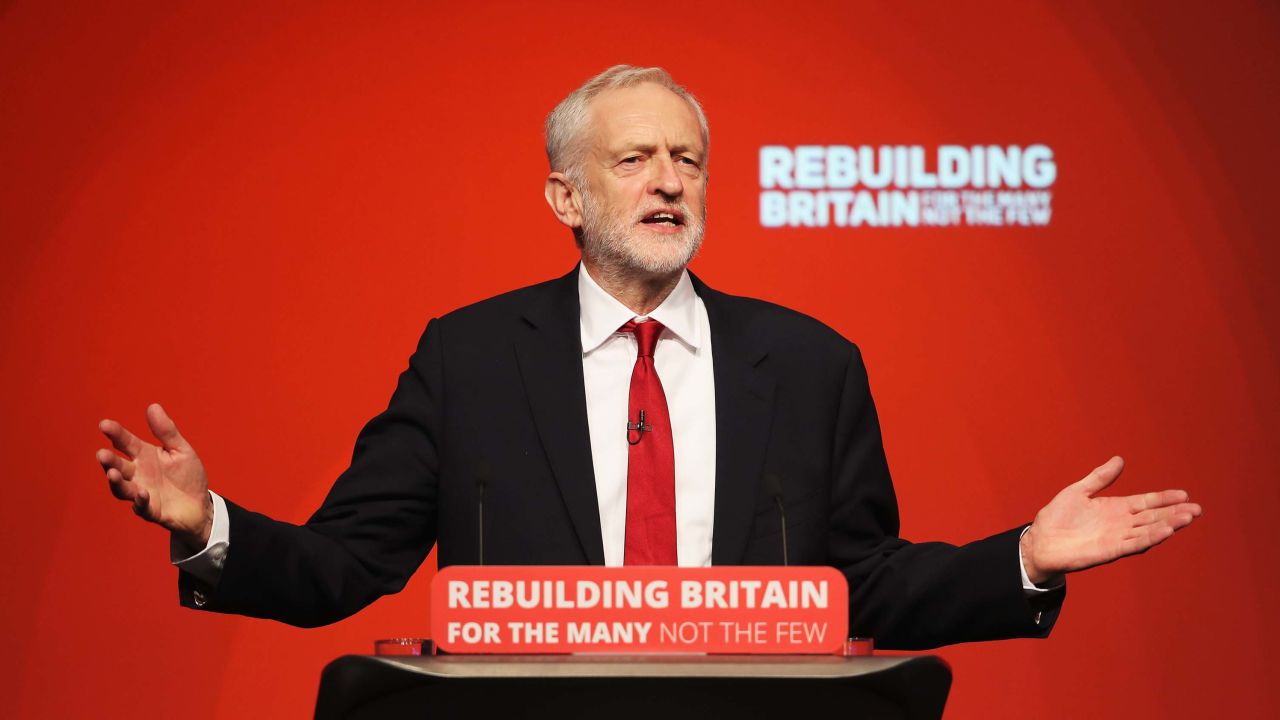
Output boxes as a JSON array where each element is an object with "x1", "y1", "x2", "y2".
[{"x1": 621, "y1": 319, "x2": 677, "y2": 565}]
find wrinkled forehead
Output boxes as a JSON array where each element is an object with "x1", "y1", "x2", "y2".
[{"x1": 586, "y1": 83, "x2": 705, "y2": 156}]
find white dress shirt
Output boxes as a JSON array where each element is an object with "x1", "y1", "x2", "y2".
[{"x1": 578, "y1": 264, "x2": 716, "y2": 567}]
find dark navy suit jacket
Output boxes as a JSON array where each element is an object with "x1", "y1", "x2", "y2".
[{"x1": 181, "y1": 267, "x2": 1063, "y2": 649}]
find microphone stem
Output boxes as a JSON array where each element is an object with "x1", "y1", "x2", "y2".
[{"x1": 775, "y1": 494, "x2": 789, "y2": 567}]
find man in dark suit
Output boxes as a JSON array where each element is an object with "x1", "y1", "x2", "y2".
[{"x1": 95, "y1": 66, "x2": 1201, "y2": 649}]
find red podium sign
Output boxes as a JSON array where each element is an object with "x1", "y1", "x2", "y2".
[{"x1": 431, "y1": 566, "x2": 848, "y2": 654}]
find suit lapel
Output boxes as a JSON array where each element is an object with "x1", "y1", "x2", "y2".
[
  {"x1": 692, "y1": 274, "x2": 777, "y2": 566},
  {"x1": 514, "y1": 268, "x2": 606, "y2": 565}
]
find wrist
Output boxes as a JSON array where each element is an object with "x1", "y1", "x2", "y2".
[
  {"x1": 1020, "y1": 526, "x2": 1049, "y2": 585},
  {"x1": 175, "y1": 492, "x2": 214, "y2": 548}
]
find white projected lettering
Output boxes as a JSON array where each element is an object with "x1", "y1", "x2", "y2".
[{"x1": 759, "y1": 144, "x2": 1056, "y2": 228}]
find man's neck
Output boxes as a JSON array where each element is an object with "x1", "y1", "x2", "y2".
[{"x1": 581, "y1": 258, "x2": 684, "y2": 316}]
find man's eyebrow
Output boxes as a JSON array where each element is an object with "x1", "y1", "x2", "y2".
[
  {"x1": 610, "y1": 142, "x2": 658, "y2": 156},
  {"x1": 668, "y1": 143, "x2": 704, "y2": 157},
  {"x1": 609, "y1": 142, "x2": 704, "y2": 157}
]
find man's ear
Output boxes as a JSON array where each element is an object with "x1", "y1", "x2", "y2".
[{"x1": 544, "y1": 171, "x2": 584, "y2": 230}]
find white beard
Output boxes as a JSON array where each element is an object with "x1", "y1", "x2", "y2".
[{"x1": 579, "y1": 190, "x2": 705, "y2": 276}]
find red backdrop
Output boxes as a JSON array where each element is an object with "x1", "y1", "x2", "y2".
[{"x1": 3, "y1": 1, "x2": 1277, "y2": 717}]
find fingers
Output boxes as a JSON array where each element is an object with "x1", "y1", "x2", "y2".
[
  {"x1": 104, "y1": 463, "x2": 160, "y2": 524},
  {"x1": 98, "y1": 418, "x2": 144, "y2": 458},
  {"x1": 1131, "y1": 502, "x2": 1203, "y2": 528},
  {"x1": 1074, "y1": 455, "x2": 1125, "y2": 496},
  {"x1": 95, "y1": 448, "x2": 135, "y2": 482},
  {"x1": 132, "y1": 487, "x2": 156, "y2": 521},
  {"x1": 1116, "y1": 503, "x2": 1201, "y2": 558},
  {"x1": 106, "y1": 463, "x2": 147, "y2": 505},
  {"x1": 1117, "y1": 523, "x2": 1177, "y2": 557},
  {"x1": 98, "y1": 408, "x2": 180, "y2": 527},
  {"x1": 99, "y1": 444, "x2": 140, "y2": 502},
  {"x1": 146, "y1": 403, "x2": 191, "y2": 451},
  {"x1": 1167, "y1": 506, "x2": 1200, "y2": 530},
  {"x1": 97, "y1": 442, "x2": 139, "y2": 500},
  {"x1": 106, "y1": 468, "x2": 135, "y2": 500},
  {"x1": 1127, "y1": 488, "x2": 1190, "y2": 512}
]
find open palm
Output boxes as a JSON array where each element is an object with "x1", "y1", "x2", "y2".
[
  {"x1": 97, "y1": 403, "x2": 211, "y2": 544},
  {"x1": 1022, "y1": 456, "x2": 1201, "y2": 583}
]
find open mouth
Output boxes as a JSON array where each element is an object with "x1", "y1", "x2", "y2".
[{"x1": 639, "y1": 210, "x2": 685, "y2": 227}]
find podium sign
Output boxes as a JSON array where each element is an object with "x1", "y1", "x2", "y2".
[{"x1": 431, "y1": 566, "x2": 848, "y2": 654}]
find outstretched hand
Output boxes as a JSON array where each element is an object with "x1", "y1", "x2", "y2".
[
  {"x1": 1020, "y1": 456, "x2": 1201, "y2": 584},
  {"x1": 96, "y1": 403, "x2": 212, "y2": 546}
]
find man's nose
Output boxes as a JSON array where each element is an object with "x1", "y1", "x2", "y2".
[{"x1": 647, "y1": 154, "x2": 684, "y2": 199}]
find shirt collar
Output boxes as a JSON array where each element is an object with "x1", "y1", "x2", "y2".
[{"x1": 578, "y1": 262, "x2": 702, "y2": 355}]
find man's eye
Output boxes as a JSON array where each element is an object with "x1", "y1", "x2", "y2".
[
  {"x1": 678, "y1": 156, "x2": 700, "y2": 167},
  {"x1": 621, "y1": 156, "x2": 642, "y2": 165}
]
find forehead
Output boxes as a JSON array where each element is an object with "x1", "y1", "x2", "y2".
[{"x1": 586, "y1": 82, "x2": 704, "y2": 153}]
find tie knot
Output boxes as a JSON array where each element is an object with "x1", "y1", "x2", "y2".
[{"x1": 621, "y1": 319, "x2": 665, "y2": 357}]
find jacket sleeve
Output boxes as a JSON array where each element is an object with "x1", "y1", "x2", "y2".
[
  {"x1": 828, "y1": 345, "x2": 1064, "y2": 649},
  {"x1": 179, "y1": 319, "x2": 445, "y2": 627}
]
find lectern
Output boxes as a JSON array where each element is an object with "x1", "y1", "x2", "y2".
[{"x1": 315, "y1": 654, "x2": 951, "y2": 719}]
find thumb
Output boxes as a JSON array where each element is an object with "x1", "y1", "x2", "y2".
[
  {"x1": 146, "y1": 403, "x2": 191, "y2": 451},
  {"x1": 1074, "y1": 455, "x2": 1124, "y2": 496}
]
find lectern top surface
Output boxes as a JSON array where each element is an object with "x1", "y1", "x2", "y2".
[{"x1": 373, "y1": 654, "x2": 933, "y2": 680}]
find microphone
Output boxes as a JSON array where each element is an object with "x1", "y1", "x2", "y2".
[
  {"x1": 764, "y1": 472, "x2": 789, "y2": 567},
  {"x1": 475, "y1": 461, "x2": 490, "y2": 566},
  {"x1": 627, "y1": 410, "x2": 651, "y2": 445}
]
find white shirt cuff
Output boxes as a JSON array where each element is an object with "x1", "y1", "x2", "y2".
[
  {"x1": 171, "y1": 491, "x2": 229, "y2": 587},
  {"x1": 1019, "y1": 525, "x2": 1064, "y2": 594}
]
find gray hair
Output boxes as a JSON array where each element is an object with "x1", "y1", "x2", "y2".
[{"x1": 544, "y1": 65, "x2": 710, "y2": 183}]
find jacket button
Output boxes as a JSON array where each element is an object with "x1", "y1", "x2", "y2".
[{"x1": 193, "y1": 590, "x2": 207, "y2": 607}]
